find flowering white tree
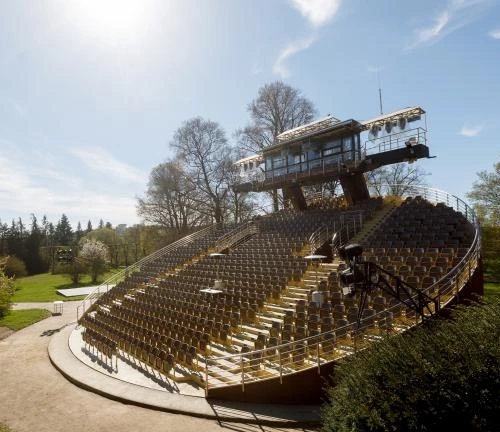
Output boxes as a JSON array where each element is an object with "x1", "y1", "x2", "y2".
[{"x1": 80, "y1": 239, "x2": 109, "y2": 283}]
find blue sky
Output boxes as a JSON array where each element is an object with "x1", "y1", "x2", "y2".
[{"x1": 0, "y1": 0, "x2": 499, "y2": 227}]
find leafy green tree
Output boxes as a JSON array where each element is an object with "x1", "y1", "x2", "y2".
[
  {"x1": 467, "y1": 160, "x2": 500, "y2": 280},
  {"x1": 3, "y1": 256, "x2": 27, "y2": 278},
  {"x1": 6, "y1": 219, "x2": 25, "y2": 260},
  {"x1": 0, "y1": 220, "x2": 8, "y2": 256},
  {"x1": 467, "y1": 160, "x2": 500, "y2": 226},
  {"x1": 61, "y1": 259, "x2": 87, "y2": 285},
  {"x1": 74, "y1": 221, "x2": 84, "y2": 243},
  {"x1": 481, "y1": 225, "x2": 500, "y2": 282},
  {"x1": 24, "y1": 214, "x2": 45, "y2": 274},
  {"x1": 54, "y1": 214, "x2": 73, "y2": 245},
  {"x1": 122, "y1": 225, "x2": 144, "y2": 264}
]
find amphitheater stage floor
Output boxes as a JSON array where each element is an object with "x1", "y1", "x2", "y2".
[
  {"x1": 48, "y1": 325, "x2": 321, "y2": 425},
  {"x1": 57, "y1": 285, "x2": 114, "y2": 297}
]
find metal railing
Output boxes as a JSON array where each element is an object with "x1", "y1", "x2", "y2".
[
  {"x1": 215, "y1": 220, "x2": 260, "y2": 252},
  {"x1": 203, "y1": 185, "x2": 481, "y2": 392},
  {"x1": 234, "y1": 128, "x2": 427, "y2": 189},
  {"x1": 364, "y1": 127, "x2": 427, "y2": 155},
  {"x1": 76, "y1": 225, "x2": 217, "y2": 322},
  {"x1": 308, "y1": 211, "x2": 364, "y2": 254},
  {"x1": 397, "y1": 185, "x2": 481, "y2": 308}
]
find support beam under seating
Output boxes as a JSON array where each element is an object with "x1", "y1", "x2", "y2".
[
  {"x1": 283, "y1": 183, "x2": 307, "y2": 210},
  {"x1": 340, "y1": 173, "x2": 370, "y2": 205}
]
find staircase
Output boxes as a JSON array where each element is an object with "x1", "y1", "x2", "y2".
[{"x1": 348, "y1": 197, "x2": 400, "y2": 246}]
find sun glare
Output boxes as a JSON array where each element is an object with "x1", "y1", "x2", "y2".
[{"x1": 66, "y1": 0, "x2": 150, "y2": 43}]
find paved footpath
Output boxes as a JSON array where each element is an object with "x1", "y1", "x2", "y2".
[{"x1": 0, "y1": 303, "x2": 318, "y2": 432}]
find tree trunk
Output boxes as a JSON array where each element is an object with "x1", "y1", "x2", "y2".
[
  {"x1": 214, "y1": 200, "x2": 223, "y2": 225},
  {"x1": 272, "y1": 189, "x2": 279, "y2": 212}
]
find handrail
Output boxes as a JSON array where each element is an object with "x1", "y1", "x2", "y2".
[
  {"x1": 364, "y1": 126, "x2": 427, "y2": 155},
  {"x1": 76, "y1": 224, "x2": 217, "y2": 321},
  {"x1": 215, "y1": 220, "x2": 260, "y2": 252},
  {"x1": 204, "y1": 185, "x2": 481, "y2": 392},
  {"x1": 395, "y1": 185, "x2": 481, "y2": 306},
  {"x1": 308, "y1": 224, "x2": 331, "y2": 254},
  {"x1": 233, "y1": 128, "x2": 426, "y2": 189},
  {"x1": 309, "y1": 210, "x2": 365, "y2": 254}
]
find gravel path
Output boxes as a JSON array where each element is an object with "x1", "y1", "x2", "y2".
[
  {"x1": 0, "y1": 302, "x2": 316, "y2": 432},
  {"x1": 0, "y1": 326, "x2": 14, "y2": 340}
]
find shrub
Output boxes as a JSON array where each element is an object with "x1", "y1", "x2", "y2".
[
  {"x1": 3, "y1": 256, "x2": 28, "y2": 278},
  {"x1": 61, "y1": 259, "x2": 87, "y2": 284},
  {"x1": 0, "y1": 261, "x2": 15, "y2": 318},
  {"x1": 321, "y1": 298, "x2": 500, "y2": 432}
]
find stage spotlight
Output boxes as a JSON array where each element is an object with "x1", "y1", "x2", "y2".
[{"x1": 338, "y1": 244, "x2": 363, "y2": 264}]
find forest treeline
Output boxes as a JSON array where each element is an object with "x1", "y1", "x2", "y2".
[{"x1": 0, "y1": 213, "x2": 170, "y2": 277}]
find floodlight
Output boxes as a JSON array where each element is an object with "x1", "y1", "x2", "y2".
[{"x1": 338, "y1": 244, "x2": 363, "y2": 262}]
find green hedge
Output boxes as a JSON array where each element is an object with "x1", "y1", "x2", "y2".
[{"x1": 322, "y1": 298, "x2": 500, "y2": 432}]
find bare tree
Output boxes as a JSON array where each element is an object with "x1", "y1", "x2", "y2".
[
  {"x1": 172, "y1": 117, "x2": 233, "y2": 225},
  {"x1": 225, "y1": 151, "x2": 259, "y2": 224},
  {"x1": 366, "y1": 163, "x2": 430, "y2": 197},
  {"x1": 302, "y1": 179, "x2": 342, "y2": 199},
  {"x1": 137, "y1": 159, "x2": 203, "y2": 233},
  {"x1": 237, "y1": 81, "x2": 316, "y2": 210},
  {"x1": 238, "y1": 81, "x2": 316, "y2": 153}
]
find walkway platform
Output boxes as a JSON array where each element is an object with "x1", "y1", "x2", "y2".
[
  {"x1": 57, "y1": 285, "x2": 114, "y2": 297},
  {"x1": 48, "y1": 325, "x2": 321, "y2": 425}
]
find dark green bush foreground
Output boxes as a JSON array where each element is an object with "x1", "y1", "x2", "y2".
[{"x1": 322, "y1": 298, "x2": 500, "y2": 432}]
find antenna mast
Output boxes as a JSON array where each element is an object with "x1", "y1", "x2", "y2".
[{"x1": 378, "y1": 69, "x2": 383, "y2": 115}]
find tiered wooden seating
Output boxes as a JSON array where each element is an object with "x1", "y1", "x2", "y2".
[{"x1": 78, "y1": 197, "x2": 401, "y2": 384}]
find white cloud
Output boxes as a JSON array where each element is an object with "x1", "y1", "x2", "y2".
[
  {"x1": 459, "y1": 124, "x2": 483, "y2": 137},
  {"x1": 412, "y1": 11, "x2": 450, "y2": 47},
  {"x1": 291, "y1": 0, "x2": 342, "y2": 27},
  {"x1": 367, "y1": 65, "x2": 380, "y2": 73},
  {"x1": 490, "y1": 28, "x2": 500, "y2": 39},
  {"x1": 275, "y1": 1, "x2": 342, "y2": 78},
  {"x1": 70, "y1": 147, "x2": 146, "y2": 184},
  {"x1": 407, "y1": 0, "x2": 491, "y2": 50},
  {"x1": 0, "y1": 152, "x2": 140, "y2": 226},
  {"x1": 251, "y1": 63, "x2": 262, "y2": 75},
  {"x1": 12, "y1": 102, "x2": 27, "y2": 117},
  {"x1": 273, "y1": 36, "x2": 316, "y2": 78}
]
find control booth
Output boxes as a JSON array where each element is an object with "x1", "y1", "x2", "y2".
[{"x1": 234, "y1": 107, "x2": 429, "y2": 209}]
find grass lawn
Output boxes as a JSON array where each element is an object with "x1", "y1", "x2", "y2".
[
  {"x1": 0, "y1": 424, "x2": 13, "y2": 432},
  {"x1": 0, "y1": 309, "x2": 51, "y2": 331},
  {"x1": 13, "y1": 269, "x2": 122, "y2": 302},
  {"x1": 484, "y1": 282, "x2": 500, "y2": 297}
]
